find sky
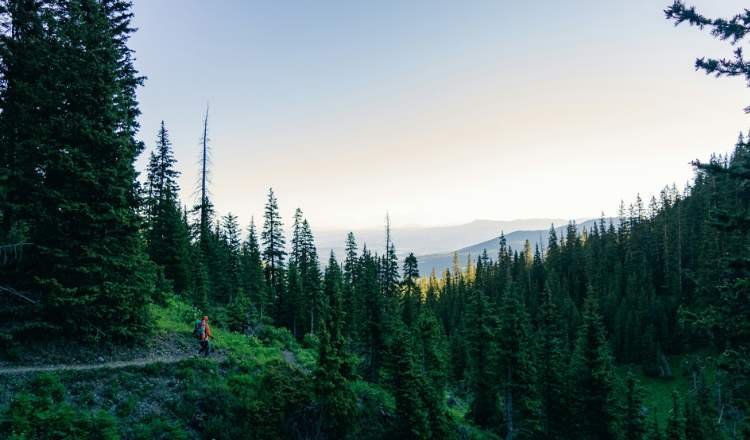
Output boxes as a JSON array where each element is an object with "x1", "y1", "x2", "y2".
[{"x1": 130, "y1": 0, "x2": 750, "y2": 231}]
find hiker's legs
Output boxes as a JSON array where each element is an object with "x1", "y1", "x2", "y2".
[{"x1": 199, "y1": 340, "x2": 208, "y2": 356}]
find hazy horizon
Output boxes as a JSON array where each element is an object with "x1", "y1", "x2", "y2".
[{"x1": 131, "y1": 0, "x2": 749, "y2": 231}]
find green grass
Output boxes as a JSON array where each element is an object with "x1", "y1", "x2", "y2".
[
  {"x1": 149, "y1": 297, "x2": 315, "y2": 370},
  {"x1": 621, "y1": 352, "x2": 717, "y2": 427}
]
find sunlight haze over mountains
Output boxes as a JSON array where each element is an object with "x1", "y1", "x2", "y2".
[{"x1": 131, "y1": 0, "x2": 749, "y2": 230}]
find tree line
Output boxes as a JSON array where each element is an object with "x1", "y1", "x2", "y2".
[{"x1": 1, "y1": 0, "x2": 749, "y2": 439}]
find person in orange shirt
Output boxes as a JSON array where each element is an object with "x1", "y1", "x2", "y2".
[{"x1": 198, "y1": 315, "x2": 213, "y2": 357}]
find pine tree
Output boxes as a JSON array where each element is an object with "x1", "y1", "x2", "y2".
[
  {"x1": 359, "y1": 247, "x2": 386, "y2": 382},
  {"x1": 665, "y1": 1, "x2": 750, "y2": 416},
  {"x1": 624, "y1": 373, "x2": 647, "y2": 440},
  {"x1": 221, "y1": 213, "x2": 242, "y2": 302},
  {"x1": 571, "y1": 290, "x2": 621, "y2": 439},
  {"x1": 144, "y1": 121, "x2": 179, "y2": 219},
  {"x1": 0, "y1": 0, "x2": 156, "y2": 340},
  {"x1": 537, "y1": 290, "x2": 571, "y2": 439},
  {"x1": 240, "y1": 219, "x2": 268, "y2": 320},
  {"x1": 342, "y1": 232, "x2": 359, "y2": 340},
  {"x1": 381, "y1": 214, "x2": 400, "y2": 307},
  {"x1": 402, "y1": 252, "x2": 421, "y2": 327},
  {"x1": 466, "y1": 286, "x2": 498, "y2": 428},
  {"x1": 301, "y1": 218, "x2": 321, "y2": 335},
  {"x1": 284, "y1": 263, "x2": 302, "y2": 337},
  {"x1": 144, "y1": 124, "x2": 191, "y2": 294},
  {"x1": 389, "y1": 326, "x2": 432, "y2": 440},
  {"x1": 314, "y1": 252, "x2": 355, "y2": 437},
  {"x1": 261, "y1": 188, "x2": 286, "y2": 322},
  {"x1": 496, "y1": 284, "x2": 542, "y2": 439},
  {"x1": 416, "y1": 310, "x2": 452, "y2": 438}
]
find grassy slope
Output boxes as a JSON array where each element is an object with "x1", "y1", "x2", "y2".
[
  {"x1": 4, "y1": 297, "x2": 705, "y2": 439},
  {"x1": 150, "y1": 298, "x2": 317, "y2": 369},
  {"x1": 622, "y1": 352, "x2": 716, "y2": 428}
]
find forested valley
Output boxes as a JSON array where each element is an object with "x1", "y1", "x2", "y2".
[{"x1": 1, "y1": 1, "x2": 749, "y2": 439}]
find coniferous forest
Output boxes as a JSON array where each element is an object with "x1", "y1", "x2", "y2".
[{"x1": 1, "y1": 1, "x2": 750, "y2": 439}]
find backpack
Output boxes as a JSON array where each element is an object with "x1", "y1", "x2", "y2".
[{"x1": 193, "y1": 319, "x2": 205, "y2": 340}]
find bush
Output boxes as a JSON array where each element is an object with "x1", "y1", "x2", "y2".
[
  {"x1": 234, "y1": 360, "x2": 315, "y2": 439},
  {"x1": 256, "y1": 325, "x2": 296, "y2": 350},
  {"x1": 302, "y1": 332, "x2": 320, "y2": 350},
  {"x1": 133, "y1": 416, "x2": 188, "y2": 440},
  {"x1": 1, "y1": 373, "x2": 120, "y2": 440},
  {"x1": 348, "y1": 380, "x2": 396, "y2": 440}
]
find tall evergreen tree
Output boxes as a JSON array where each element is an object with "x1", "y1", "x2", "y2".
[
  {"x1": 666, "y1": 2, "x2": 750, "y2": 422},
  {"x1": 301, "y1": 218, "x2": 321, "y2": 335},
  {"x1": 143, "y1": 123, "x2": 191, "y2": 294},
  {"x1": 571, "y1": 290, "x2": 621, "y2": 439},
  {"x1": 537, "y1": 290, "x2": 571, "y2": 439},
  {"x1": 381, "y1": 214, "x2": 400, "y2": 306},
  {"x1": 416, "y1": 309, "x2": 452, "y2": 439},
  {"x1": 342, "y1": 232, "x2": 359, "y2": 340},
  {"x1": 261, "y1": 188, "x2": 286, "y2": 322},
  {"x1": 402, "y1": 252, "x2": 421, "y2": 327},
  {"x1": 239, "y1": 218, "x2": 267, "y2": 320},
  {"x1": 221, "y1": 212, "x2": 242, "y2": 302},
  {"x1": 314, "y1": 252, "x2": 355, "y2": 437},
  {"x1": 496, "y1": 284, "x2": 542, "y2": 439},
  {"x1": 466, "y1": 286, "x2": 498, "y2": 429},
  {"x1": 0, "y1": 0, "x2": 156, "y2": 340},
  {"x1": 624, "y1": 374, "x2": 647, "y2": 440},
  {"x1": 389, "y1": 326, "x2": 432, "y2": 440}
]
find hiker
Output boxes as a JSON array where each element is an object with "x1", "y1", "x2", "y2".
[{"x1": 194, "y1": 315, "x2": 213, "y2": 357}]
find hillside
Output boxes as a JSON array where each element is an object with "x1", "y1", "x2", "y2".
[
  {"x1": 416, "y1": 218, "x2": 608, "y2": 275},
  {"x1": 0, "y1": 298, "x2": 692, "y2": 439},
  {"x1": 314, "y1": 218, "x2": 573, "y2": 259}
]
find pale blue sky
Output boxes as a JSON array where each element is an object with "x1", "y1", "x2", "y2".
[{"x1": 131, "y1": 0, "x2": 750, "y2": 230}]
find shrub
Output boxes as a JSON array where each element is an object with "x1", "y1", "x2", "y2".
[
  {"x1": 132, "y1": 416, "x2": 188, "y2": 440},
  {"x1": 256, "y1": 325, "x2": 296, "y2": 350},
  {"x1": 1, "y1": 373, "x2": 120, "y2": 439}
]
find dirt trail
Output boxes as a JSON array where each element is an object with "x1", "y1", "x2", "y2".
[{"x1": 0, "y1": 354, "x2": 209, "y2": 375}]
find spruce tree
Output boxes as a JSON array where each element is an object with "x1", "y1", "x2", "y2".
[
  {"x1": 537, "y1": 290, "x2": 571, "y2": 439},
  {"x1": 571, "y1": 290, "x2": 621, "y2": 439},
  {"x1": 381, "y1": 214, "x2": 400, "y2": 307},
  {"x1": 624, "y1": 373, "x2": 647, "y2": 440},
  {"x1": 314, "y1": 252, "x2": 355, "y2": 437},
  {"x1": 402, "y1": 252, "x2": 421, "y2": 327},
  {"x1": 359, "y1": 247, "x2": 386, "y2": 382},
  {"x1": 240, "y1": 219, "x2": 268, "y2": 320},
  {"x1": 301, "y1": 218, "x2": 321, "y2": 335},
  {"x1": 466, "y1": 286, "x2": 498, "y2": 429},
  {"x1": 496, "y1": 284, "x2": 542, "y2": 439},
  {"x1": 342, "y1": 232, "x2": 359, "y2": 340},
  {"x1": 0, "y1": 0, "x2": 156, "y2": 340},
  {"x1": 144, "y1": 124, "x2": 191, "y2": 294},
  {"x1": 261, "y1": 188, "x2": 286, "y2": 321},
  {"x1": 416, "y1": 309, "x2": 452, "y2": 438},
  {"x1": 221, "y1": 213, "x2": 242, "y2": 301},
  {"x1": 389, "y1": 326, "x2": 432, "y2": 440},
  {"x1": 665, "y1": 1, "x2": 750, "y2": 416}
]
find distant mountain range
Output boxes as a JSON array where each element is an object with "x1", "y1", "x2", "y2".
[
  {"x1": 415, "y1": 218, "x2": 618, "y2": 276},
  {"x1": 313, "y1": 218, "x2": 575, "y2": 261}
]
